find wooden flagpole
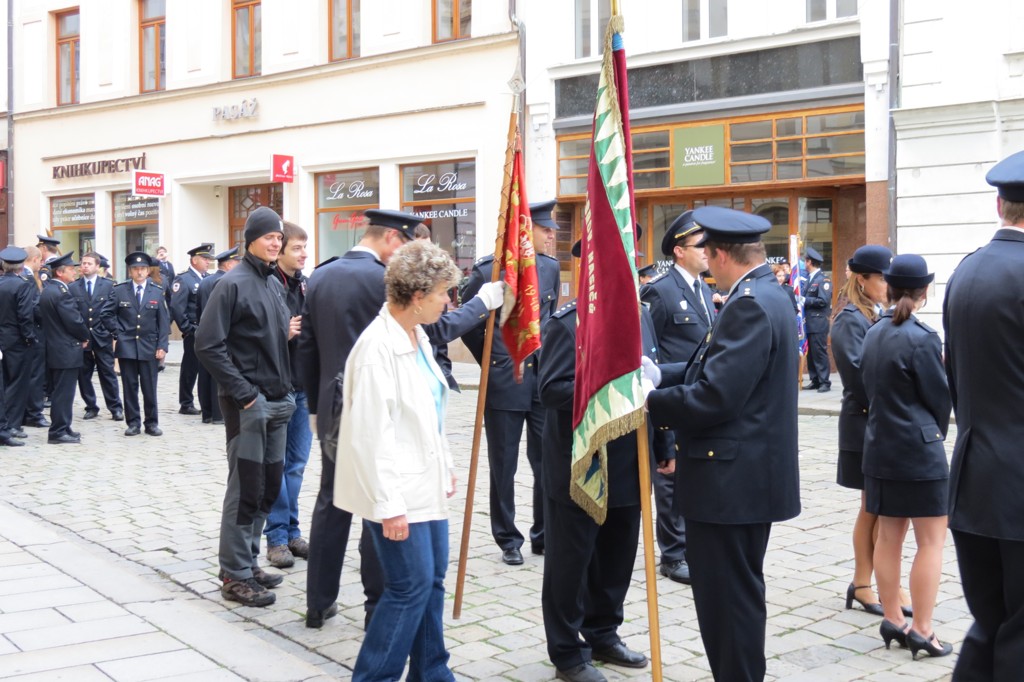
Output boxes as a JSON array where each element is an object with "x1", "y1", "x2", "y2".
[{"x1": 452, "y1": 104, "x2": 519, "y2": 619}]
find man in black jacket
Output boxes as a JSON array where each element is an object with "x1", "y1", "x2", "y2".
[
  {"x1": 196, "y1": 207, "x2": 296, "y2": 608},
  {"x1": 0, "y1": 247, "x2": 38, "y2": 445},
  {"x1": 802, "y1": 246, "x2": 832, "y2": 392}
]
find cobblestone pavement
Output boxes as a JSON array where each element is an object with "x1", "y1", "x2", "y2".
[{"x1": 1, "y1": 359, "x2": 963, "y2": 681}]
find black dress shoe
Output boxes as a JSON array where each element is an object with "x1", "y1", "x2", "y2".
[
  {"x1": 67, "y1": 429, "x2": 81, "y2": 439},
  {"x1": 111, "y1": 410, "x2": 124, "y2": 421},
  {"x1": 179, "y1": 406, "x2": 201, "y2": 415},
  {"x1": 531, "y1": 543, "x2": 544, "y2": 556},
  {"x1": 305, "y1": 602, "x2": 339, "y2": 629},
  {"x1": 907, "y1": 629, "x2": 953, "y2": 659},
  {"x1": 845, "y1": 583, "x2": 884, "y2": 616},
  {"x1": 83, "y1": 409, "x2": 100, "y2": 419},
  {"x1": 1, "y1": 436, "x2": 25, "y2": 447},
  {"x1": 23, "y1": 418, "x2": 50, "y2": 428},
  {"x1": 802, "y1": 382, "x2": 820, "y2": 391},
  {"x1": 212, "y1": 419, "x2": 224, "y2": 425},
  {"x1": 124, "y1": 426, "x2": 141, "y2": 436},
  {"x1": 555, "y1": 663, "x2": 606, "y2": 682},
  {"x1": 817, "y1": 385, "x2": 831, "y2": 393},
  {"x1": 145, "y1": 426, "x2": 163, "y2": 437},
  {"x1": 659, "y1": 559, "x2": 691, "y2": 584},
  {"x1": 202, "y1": 417, "x2": 212, "y2": 424},
  {"x1": 592, "y1": 642, "x2": 648, "y2": 669},
  {"x1": 880, "y1": 619, "x2": 910, "y2": 649},
  {"x1": 501, "y1": 548, "x2": 524, "y2": 565},
  {"x1": 11, "y1": 429, "x2": 27, "y2": 439},
  {"x1": 48, "y1": 434, "x2": 81, "y2": 444}
]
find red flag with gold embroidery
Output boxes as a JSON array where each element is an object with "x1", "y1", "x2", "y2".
[{"x1": 498, "y1": 143, "x2": 541, "y2": 383}]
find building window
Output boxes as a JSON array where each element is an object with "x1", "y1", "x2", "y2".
[
  {"x1": 140, "y1": 0, "x2": 166, "y2": 92},
  {"x1": 315, "y1": 169, "x2": 379, "y2": 262},
  {"x1": 50, "y1": 195, "x2": 95, "y2": 254},
  {"x1": 807, "y1": 0, "x2": 857, "y2": 22},
  {"x1": 232, "y1": 0, "x2": 261, "y2": 78},
  {"x1": 575, "y1": 0, "x2": 611, "y2": 58},
  {"x1": 229, "y1": 184, "x2": 281, "y2": 249},
  {"x1": 56, "y1": 10, "x2": 80, "y2": 105},
  {"x1": 113, "y1": 192, "x2": 160, "y2": 276},
  {"x1": 401, "y1": 161, "x2": 476, "y2": 275},
  {"x1": 330, "y1": 0, "x2": 360, "y2": 61},
  {"x1": 434, "y1": 0, "x2": 470, "y2": 43},
  {"x1": 683, "y1": 0, "x2": 727, "y2": 42}
]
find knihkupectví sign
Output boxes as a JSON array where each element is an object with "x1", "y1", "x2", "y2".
[
  {"x1": 132, "y1": 170, "x2": 166, "y2": 197},
  {"x1": 53, "y1": 153, "x2": 146, "y2": 179}
]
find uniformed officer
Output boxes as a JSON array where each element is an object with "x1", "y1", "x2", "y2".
[
  {"x1": 461, "y1": 199, "x2": 561, "y2": 564},
  {"x1": 639, "y1": 210, "x2": 717, "y2": 585},
  {"x1": 36, "y1": 234, "x2": 62, "y2": 260},
  {"x1": 170, "y1": 243, "x2": 214, "y2": 415},
  {"x1": 637, "y1": 263, "x2": 657, "y2": 285},
  {"x1": 196, "y1": 247, "x2": 242, "y2": 425},
  {"x1": 0, "y1": 247, "x2": 36, "y2": 447},
  {"x1": 944, "y1": 149, "x2": 1024, "y2": 679},
  {"x1": 644, "y1": 206, "x2": 801, "y2": 682},
  {"x1": 19, "y1": 246, "x2": 49, "y2": 429},
  {"x1": 71, "y1": 251, "x2": 123, "y2": 421},
  {"x1": 38, "y1": 252, "x2": 90, "y2": 445},
  {"x1": 803, "y1": 245, "x2": 832, "y2": 392}
]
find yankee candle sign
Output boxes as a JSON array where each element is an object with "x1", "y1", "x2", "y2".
[{"x1": 132, "y1": 170, "x2": 166, "y2": 197}]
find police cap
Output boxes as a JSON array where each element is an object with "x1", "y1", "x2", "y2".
[
  {"x1": 37, "y1": 234, "x2": 61, "y2": 248},
  {"x1": 214, "y1": 246, "x2": 240, "y2": 263},
  {"x1": 530, "y1": 200, "x2": 560, "y2": 230},
  {"x1": 0, "y1": 246, "x2": 28, "y2": 264},
  {"x1": 638, "y1": 263, "x2": 657, "y2": 278},
  {"x1": 805, "y1": 246, "x2": 824, "y2": 264},
  {"x1": 364, "y1": 209, "x2": 421, "y2": 240},
  {"x1": 661, "y1": 210, "x2": 705, "y2": 256},
  {"x1": 188, "y1": 243, "x2": 215, "y2": 258},
  {"x1": 848, "y1": 245, "x2": 892, "y2": 275},
  {"x1": 49, "y1": 251, "x2": 78, "y2": 269},
  {"x1": 884, "y1": 253, "x2": 934, "y2": 289},
  {"x1": 986, "y1": 149, "x2": 1024, "y2": 202},
  {"x1": 693, "y1": 206, "x2": 770, "y2": 244},
  {"x1": 126, "y1": 251, "x2": 154, "y2": 268}
]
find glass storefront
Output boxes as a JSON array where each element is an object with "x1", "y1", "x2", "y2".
[
  {"x1": 50, "y1": 194, "x2": 96, "y2": 258},
  {"x1": 113, "y1": 192, "x2": 160, "y2": 280},
  {"x1": 401, "y1": 160, "x2": 476, "y2": 275},
  {"x1": 315, "y1": 168, "x2": 379, "y2": 263}
]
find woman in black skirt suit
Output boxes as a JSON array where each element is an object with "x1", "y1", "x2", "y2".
[
  {"x1": 831, "y1": 245, "x2": 902, "y2": 617},
  {"x1": 861, "y1": 254, "x2": 953, "y2": 659}
]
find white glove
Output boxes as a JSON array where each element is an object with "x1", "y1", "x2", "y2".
[
  {"x1": 641, "y1": 377, "x2": 656, "y2": 406},
  {"x1": 475, "y1": 281, "x2": 507, "y2": 311},
  {"x1": 640, "y1": 356, "x2": 662, "y2": 388}
]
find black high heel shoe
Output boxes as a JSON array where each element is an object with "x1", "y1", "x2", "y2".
[
  {"x1": 879, "y1": 619, "x2": 910, "y2": 649},
  {"x1": 901, "y1": 604, "x2": 914, "y2": 618},
  {"x1": 846, "y1": 583, "x2": 885, "y2": 616},
  {"x1": 907, "y1": 630, "x2": 953, "y2": 659}
]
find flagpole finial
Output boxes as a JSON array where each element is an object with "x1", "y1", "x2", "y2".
[
  {"x1": 611, "y1": 0, "x2": 620, "y2": 16},
  {"x1": 508, "y1": 65, "x2": 525, "y2": 96}
]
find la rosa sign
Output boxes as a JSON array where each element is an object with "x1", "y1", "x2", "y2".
[{"x1": 132, "y1": 170, "x2": 166, "y2": 197}]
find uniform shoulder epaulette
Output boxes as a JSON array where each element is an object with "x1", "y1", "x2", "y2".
[
  {"x1": 552, "y1": 299, "x2": 577, "y2": 319},
  {"x1": 913, "y1": 317, "x2": 938, "y2": 335},
  {"x1": 646, "y1": 271, "x2": 668, "y2": 286},
  {"x1": 474, "y1": 255, "x2": 495, "y2": 267},
  {"x1": 176, "y1": 270, "x2": 189, "y2": 277},
  {"x1": 735, "y1": 277, "x2": 758, "y2": 298},
  {"x1": 113, "y1": 280, "x2": 130, "y2": 287},
  {"x1": 149, "y1": 281, "x2": 164, "y2": 290}
]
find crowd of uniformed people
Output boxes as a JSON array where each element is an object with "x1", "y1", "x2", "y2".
[{"x1": 4, "y1": 151, "x2": 1024, "y2": 682}]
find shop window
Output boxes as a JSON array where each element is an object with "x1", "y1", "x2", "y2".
[
  {"x1": 401, "y1": 160, "x2": 476, "y2": 275},
  {"x1": 50, "y1": 195, "x2": 96, "y2": 255},
  {"x1": 113, "y1": 192, "x2": 160, "y2": 277},
  {"x1": 232, "y1": 0, "x2": 261, "y2": 79},
  {"x1": 315, "y1": 168, "x2": 379, "y2": 263},
  {"x1": 434, "y1": 0, "x2": 470, "y2": 44},
  {"x1": 330, "y1": 0, "x2": 360, "y2": 61},
  {"x1": 807, "y1": 0, "x2": 857, "y2": 22},
  {"x1": 683, "y1": 0, "x2": 727, "y2": 42},
  {"x1": 575, "y1": 0, "x2": 611, "y2": 58},
  {"x1": 229, "y1": 184, "x2": 281, "y2": 250},
  {"x1": 799, "y1": 197, "x2": 834, "y2": 276},
  {"x1": 140, "y1": 0, "x2": 166, "y2": 92},
  {"x1": 56, "y1": 9, "x2": 80, "y2": 106}
]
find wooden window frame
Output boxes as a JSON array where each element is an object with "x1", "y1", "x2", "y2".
[
  {"x1": 432, "y1": 0, "x2": 469, "y2": 44},
  {"x1": 56, "y1": 9, "x2": 80, "y2": 106},
  {"x1": 232, "y1": 0, "x2": 261, "y2": 79},
  {"x1": 329, "y1": 0, "x2": 359, "y2": 62},
  {"x1": 139, "y1": 0, "x2": 166, "y2": 93}
]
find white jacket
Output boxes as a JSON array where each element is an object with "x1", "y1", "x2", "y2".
[{"x1": 334, "y1": 304, "x2": 454, "y2": 523}]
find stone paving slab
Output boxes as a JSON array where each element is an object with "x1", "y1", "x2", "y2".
[{"x1": 0, "y1": 360, "x2": 962, "y2": 681}]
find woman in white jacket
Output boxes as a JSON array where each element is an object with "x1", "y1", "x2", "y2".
[{"x1": 335, "y1": 239, "x2": 461, "y2": 682}]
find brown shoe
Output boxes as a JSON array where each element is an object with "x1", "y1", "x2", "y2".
[
  {"x1": 288, "y1": 537, "x2": 309, "y2": 559},
  {"x1": 221, "y1": 578, "x2": 275, "y2": 607},
  {"x1": 252, "y1": 566, "x2": 284, "y2": 588},
  {"x1": 267, "y1": 544, "x2": 295, "y2": 568}
]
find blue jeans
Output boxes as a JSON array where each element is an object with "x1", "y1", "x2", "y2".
[
  {"x1": 354, "y1": 520, "x2": 454, "y2": 682},
  {"x1": 264, "y1": 391, "x2": 312, "y2": 547}
]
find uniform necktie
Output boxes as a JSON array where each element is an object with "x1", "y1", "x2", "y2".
[
  {"x1": 137, "y1": 285, "x2": 144, "y2": 306},
  {"x1": 86, "y1": 280, "x2": 93, "y2": 298},
  {"x1": 694, "y1": 279, "x2": 710, "y2": 324}
]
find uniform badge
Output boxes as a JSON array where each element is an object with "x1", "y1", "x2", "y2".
[
  {"x1": 680, "y1": 300, "x2": 688, "y2": 311},
  {"x1": 823, "y1": 282, "x2": 831, "y2": 292},
  {"x1": 172, "y1": 282, "x2": 181, "y2": 293}
]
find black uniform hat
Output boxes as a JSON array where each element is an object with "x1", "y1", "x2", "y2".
[
  {"x1": 692, "y1": 206, "x2": 770, "y2": 244},
  {"x1": 884, "y1": 254, "x2": 934, "y2": 289},
  {"x1": 364, "y1": 209, "x2": 421, "y2": 240},
  {"x1": 986, "y1": 149, "x2": 1024, "y2": 202},
  {"x1": 125, "y1": 251, "x2": 154, "y2": 268},
  {"x1": 37, "y1": 234, "x2": 61, "y2": 248},
  {"x1": 661, "y1": 210, "x2": 705, "y2": 256},
  {"x1": 804, "y1": 246, "x2": 824, "y2": 264},
  {"x1": 571, "y1": 224, "x2": 643, "y2": 258},
  {"x1": 530, "y1": 200, "x2": 560, "y2": 230},
  {"x1": 214, "y1": 246, "x2": 240, "y2": 263},
  {"x1": 97, "y1": 254, "x2": 111, "y2": 269},
  {"x1": 0, "y1": 246, "x2": 28, "y2": 264},
  {"x1": 848, "y1": 245, "x2": 892, "y2": 275},
  {"x1": 187, "y1": 243, "x2": 215, "y2": 258},
  {"x1": 638, "y1": 263, "x2": 657, "y2": 278},
  {"x1": 48, "y1": 251, "x2": 78, "y2": 269}
]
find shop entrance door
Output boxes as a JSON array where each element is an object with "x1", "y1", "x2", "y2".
[{"x1": 228, "y1": 183, "x2": 283, "y2": 251}]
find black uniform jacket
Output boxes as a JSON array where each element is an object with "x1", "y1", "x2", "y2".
[
  {"x1": 112, "y1": 279, "x2": 169, "y2": 361},
  {"x1": 39, "y1": 279, "x2": 90, "y2": 369},
  {"x1": 0, "y1": 272, "x2": 38, "y2": 349},
  {"x1": 803, "y1": 269, "x2": 832, "y2": 334},
  {"x1": 195, "y1": 269, "x2": 225, "y2": 323},
  {"x1": 647, "y1": 263, "x2": 801, "y2": 525},
  {"x1": 861, "y1": 312, "x2": 951, "y2": 481},
  {"x1": 170, "y1": 268, "x2": 203, "y2": 336},
  {"x1": 640, "y1": 267, "x2": 715, "y2": 363},
  {"x1": 461, "y1": 253, "x2": 560, "y2": 411},
  {"x1": 70, "y1": 276, "x2": 117, "y2": 348},
  {"x1": 944, "y1": 228, "x2": 1024, "y2": 540},
  {"x1": 195, "y1": 253, "x2": 292, "y2": 408},
  {"x1": 831, "y1": 303, "x2": 873, "y2": 452},
  {"x1": 538, "y1": 300, "x2": 659, "y2": 508}
]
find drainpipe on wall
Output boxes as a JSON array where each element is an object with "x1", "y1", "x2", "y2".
[{"x1": 886, "y1": 0, "x2": 899, "y2": 249}]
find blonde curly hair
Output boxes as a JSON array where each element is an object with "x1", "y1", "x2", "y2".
[{"x1": 385, "y1": 240, "x2": 461, "y2": 307}]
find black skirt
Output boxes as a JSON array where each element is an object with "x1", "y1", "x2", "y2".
[
  {"x1": 864, "y1": 475, "x2": 948, "y2": 518},
  {"x1": 837, "y1": 449, "x2": 865, "y2": 490}
]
